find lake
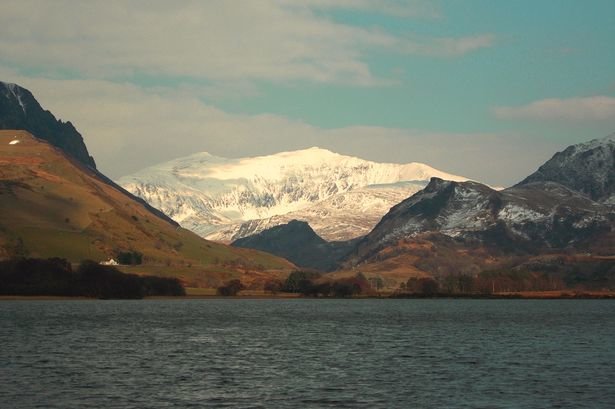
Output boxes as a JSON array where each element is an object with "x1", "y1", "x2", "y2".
[{"x1": 1, "y1": 299, "x2": 614, "y2": 408}]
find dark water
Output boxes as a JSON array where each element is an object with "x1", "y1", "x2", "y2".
[{"x1": 1, "y1": 299, "x2": 614, "y2": 409}]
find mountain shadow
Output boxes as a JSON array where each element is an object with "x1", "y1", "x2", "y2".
[{"x1": 232, "y1": 220, "x2": 358, "y2": 272}]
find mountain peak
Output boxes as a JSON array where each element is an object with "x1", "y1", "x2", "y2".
[
  {"x1": 119, "y1": 147, "x2": 471, "y2": 240},
  {"x1": 574, "y1": 132, "x2": 615, "y2": 151},
  {"x1": 0, "y1": 81, "x2": 21, "y2": 90},
  {"x1": 232, "y1": 219, "x2": 351, "y2": 271},
  {"x1": 425, "y1": 176, "x2": 450, "y2": 189},
  {"x1": 517, "y1": 134, "x2": 615, "y2": 202},
  {"x1": 265, "y1": 146, "x2": 341, "y2": 162},
  {"x1": 0, "y1": 80, "x2": 96, "y2": 168},
  {"x1": 0, "y1": 81, "x2": 28, "y2": 113}
]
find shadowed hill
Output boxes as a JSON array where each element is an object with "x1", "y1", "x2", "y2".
[{"x1": 232, "y1": 220, "x2": 357, "y2": 272}]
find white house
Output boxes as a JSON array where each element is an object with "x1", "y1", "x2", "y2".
[{"x1": 100, "y1": 258, "x2": 119, "y2": 266}]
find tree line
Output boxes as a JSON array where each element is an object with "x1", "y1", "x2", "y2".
[
  {"x1": 0, "y1": 257, "x2": 185, "y2": 298},
  {"x1": 397, "y1": 261, "x2": 615, "y2": 296},
  {"x1": 218, "y1": 270, "x2": 373, "y2": 297}
]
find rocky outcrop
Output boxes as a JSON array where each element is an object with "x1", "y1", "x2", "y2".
[{"x1": 0, "y1": 81, "x2": 96, "y2": 168}]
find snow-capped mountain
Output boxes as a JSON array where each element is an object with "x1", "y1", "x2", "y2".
[
  {"x1": 349, "y1": 177, "x2": 613, "y2": 267},
  {"x1": 117, "y1": 148, "x2": 469, "y2": 240},
  {"x1": 517, "y1": 133, "x2": 615, "y2": 204},
  {"x1": 207, "y1": 182, "x2": 427, "y2": 242}
]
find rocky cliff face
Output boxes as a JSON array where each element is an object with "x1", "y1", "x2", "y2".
[
  {"x1": 0, "y1": 81, "x2": 96, "y2": 168},
  {"x1": 517, "y1": 133, "x2": 615, "y2": 204}
]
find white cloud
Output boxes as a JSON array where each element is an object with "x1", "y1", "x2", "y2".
[
  {"x1": 0, "y1": 1, "x2": 491, "y2": 87},
  {"x1": 493, "y1": 96, "x2": 615, "y2": 121},
  {"x1": 2, "y1": 72, "x2": 556, "y2": 186}
]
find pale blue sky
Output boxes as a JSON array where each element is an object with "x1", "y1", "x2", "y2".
[{"x1": 1, "y1": 0, "x2": 614, "y2": 185}]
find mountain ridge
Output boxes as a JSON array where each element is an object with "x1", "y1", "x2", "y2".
[
  {"x1": 350, "y1": 177, "x2": 611, "y2": 265},
  {"x1": 118, "y1": 148, "x2": 471, "y2": 241},
  {"x1": 0, "y1": 81, "x2": 96, "y2": 168},
  {"x1": 0, "y1": 130, "x2": 294, "y2": 288},
  {"x1": 517, "y1": 133, "x2": 615, "y2": 203}
]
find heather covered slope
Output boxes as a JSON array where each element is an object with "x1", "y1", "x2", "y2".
[{"x1": 0, "y1": 131, "x2": 294, "y2": 288}]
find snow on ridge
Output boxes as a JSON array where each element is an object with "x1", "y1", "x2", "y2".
[
  {"x1": 118, "y1": 147, "x2": 471, "y2": 240},
  {"x1": 1, "y1": 81, "x2": 27, "y2": 113},
  {"x1": 126, "y1": 148, "x2": 468, "y2": 185},
  {"x1": 571, "y1": 132, "x2": 615, "y2": 153},
  {"x1": 0, "y1": 81, "x2": 18, "y2": 89},
  {"x1": 206, "y1": 182, "x2": 426, "y2": 242}
]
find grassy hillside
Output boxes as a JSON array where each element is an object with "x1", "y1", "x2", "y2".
[{"x1": 0, "y1": 130, "x2": 294, "y2": 288}]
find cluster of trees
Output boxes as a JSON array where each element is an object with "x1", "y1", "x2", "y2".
[
  {"x1": 217, "y1": 279, "x2": 245, "y2": 296},
  {"x1": 560, "y1": 260, "x2": 615, "y2": 290},
  {"x1": 271, "y1": 271, "x2": 372, "y2": 297},
  {"x1": 116, "y1": 251, "x2": 143, "y2": 265},
  {"x1": 216, "y1": 271, "x2": 375, "y2": 297},
  {"x1": 0, "y1": 258, "x2": 185, "y2": 298},
  {"x1": 399, "y1": 270, "x2": 567, "y2": 296}
]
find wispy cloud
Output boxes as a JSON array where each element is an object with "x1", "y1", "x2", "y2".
[
  {"x1": 281, "y1": 0, "x2": 442, "y2": 18},
  {"x1": 2, "y1": 72, "x2": 554, "y2": 186},
  {"x1": 400, "y1": 34, "x2": 495, "y2": 57},
  {"x1": 0, "y1": 1, "x2": 491, "y2": 87},
  {"x1": 493, "y1": 96, "x2": 615, "y2": 121}
]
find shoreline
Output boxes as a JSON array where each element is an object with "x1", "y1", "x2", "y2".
[{"x1": 1, "y1": 290, "x2": 615, "y2": 301}]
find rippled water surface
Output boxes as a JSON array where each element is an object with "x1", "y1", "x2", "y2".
[{"x1": 1, "y1": 299, "x2": 614, "y2": 408}]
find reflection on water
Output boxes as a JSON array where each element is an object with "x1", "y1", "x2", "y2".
[{"x1": 1, "y1": 299, "x2": 614, "y2": 408}]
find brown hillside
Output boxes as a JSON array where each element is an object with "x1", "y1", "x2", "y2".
[{"x1": 0, "y1": 130, "x2": 294, "y2": 288}]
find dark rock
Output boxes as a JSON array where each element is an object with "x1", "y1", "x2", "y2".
[
  {"x1": 0, "y1": 81, "x2": 96, "y2": 168},
  {"x1": 517, "y1": 133, "x2": 615, "y2": 203},
  {"x1": 232, "y1": 220, "x2": 356, "y2": 271}
]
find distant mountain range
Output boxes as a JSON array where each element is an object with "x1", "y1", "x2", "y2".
[
  {"x1": 118, "y1": 148, "x2": 469, "y2": 241},
  {"x1": 1, "y1": 81, "x2": 613, "y2": 292},
  {"x1": 230, "y1": 135, "x2": 615, "y2": 286}
]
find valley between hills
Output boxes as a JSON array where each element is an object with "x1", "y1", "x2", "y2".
[{"x1": 1, "y1": 81, "x2": 614, "y2": 298}]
